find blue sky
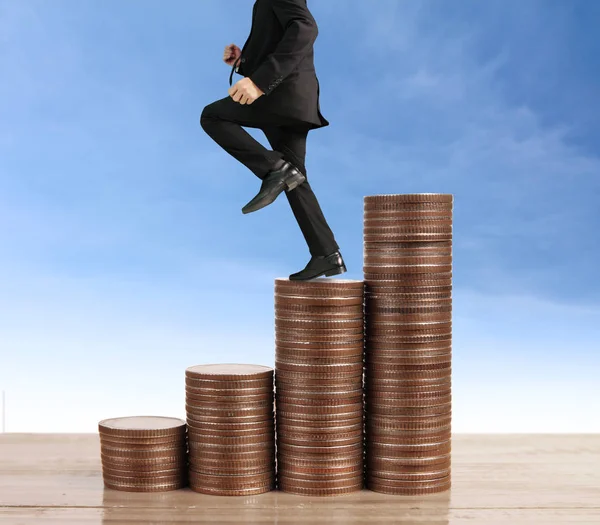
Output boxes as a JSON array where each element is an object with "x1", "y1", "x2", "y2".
[{"x1": 0, "y1": 0, "x2": 598, "y2": 433}]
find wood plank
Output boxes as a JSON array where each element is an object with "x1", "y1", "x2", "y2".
[
  {"x1": 0, "y1": 433, "x2": 598, "y2": 523},
  {"x1": 1, "y1": 507, "x2": 599, "y2": 524}
]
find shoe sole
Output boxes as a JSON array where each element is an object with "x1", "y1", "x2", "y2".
[
  {"x1": 242, "y1": 173, "x2": 306, "y2": 214},
  {"x1": 324, "y1": 264, "x2": 347, "y2": 277},
  {"x1": 289, "y1": 264, "x2": 347, "y2": 281}
]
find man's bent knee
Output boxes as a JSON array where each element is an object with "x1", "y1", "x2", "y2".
[{"x1": 199, "y1": 103, "x2": 218, "y2": 129}]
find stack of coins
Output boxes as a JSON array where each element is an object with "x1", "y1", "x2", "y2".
[
  {"x1": 185, "y1": 364, "x2": 276, "y2": 496},
  {"x1": 363, "y1": 193, "x2": 453, "y2": 495},
  {"x1": 98, "y1": 416, "x2": 187, "y2": 492},
  {"x1": 274, "y1": 278, "x2": 365, "y2": 496}
]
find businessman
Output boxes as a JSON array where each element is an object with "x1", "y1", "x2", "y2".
[{"x1": 200, "y1": 0, "x2": 346, "y2": 281}]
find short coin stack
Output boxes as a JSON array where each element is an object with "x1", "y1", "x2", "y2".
[
  {"x1": 185, "y1": 363, "x2": 276, "y2": 495},
  {"x1": 363, "y1": 193, "x2": 453, "y2": 495},
  {"x1": 274, "y1": 278, "x2": 365, "y2": 496},
  {"x1": 98, "y1": 416, "x2": 187, "y2": 492}
]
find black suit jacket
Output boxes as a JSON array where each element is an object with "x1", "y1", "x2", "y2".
[{"x1": 229, "y1": 0, "x2": 329, "y2": 129}]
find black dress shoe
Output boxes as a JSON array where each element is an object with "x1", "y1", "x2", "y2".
[
  {"x1": 289, "y1": 250, "x2": 347, "y2": 281},
  {"x1": 242, "y1": 161, "x2": 306, "y2": 214}
]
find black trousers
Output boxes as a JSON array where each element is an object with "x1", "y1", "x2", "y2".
[{"x1": 200, "y1": 96, "x2": 339, "y2": 257}]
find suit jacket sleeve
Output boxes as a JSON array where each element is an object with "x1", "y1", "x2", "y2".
[{"x1": 249, "y1": 0, "x2": 318, "y2": 95}]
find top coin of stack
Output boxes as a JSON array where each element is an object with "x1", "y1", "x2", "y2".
[
  {"x1": 274, "y1": 278, "x2": 365, "y2": 497},
  {"x1": 363, "y1": 193, "x2": 453, "y2": 495},
  {"x1": 98, "y1": 416, "x2": 187, "y2": 492},
  {"x1": 185, "y1": 363, "x2": 276, "y2": 496}
]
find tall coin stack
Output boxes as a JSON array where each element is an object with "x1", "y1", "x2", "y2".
[
  {"x1": 185, "y1": 364, "x2": 276, "y2": 496},
  {"x1": 274, "y1": 278, "x2": 365, "y2": 496},
  {"x1": 98, "y1": 416, "x2": 187, "y2": 492},
  {"x1": 363, "y1": 193, "x2": 453, "y2": 495}
]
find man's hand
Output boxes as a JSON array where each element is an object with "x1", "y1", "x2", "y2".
[
  {"x1": 228, "y1": 77, "x2": 264, "y2": 105},
  {"x1": 223, "y1": 43, "x2": 241, "y2": 66}
]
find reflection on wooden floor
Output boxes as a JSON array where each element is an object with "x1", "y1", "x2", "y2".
[{"x1": 0, "y1": 434, "x2": 599, "y2": 524}]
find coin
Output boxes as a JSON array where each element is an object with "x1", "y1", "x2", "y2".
[
  {"x1": 363, "y1": 264, "x2": 453, "y2": 276},
  {"x1": 276, "y1": 441, "x2": 363, "y2": 455},
  {"x1": 102, "y1": 463, "x2": 185, "y2": 478},
  {"x1": 367, "y1": 428, "x2": 451, "y2": 443},
  {"x1": 275, "y1": 344, "x2": 365, "y2": 357},
  {"x1": 364, "y1": 193, "x2": 453, "y2": 204},
  {"x1": 363, "y1": 214, "x2": 453, "y2": 227},
  {"x1": 277, "y1": 454, "x2": 363, "y2": 468},
  {"x1": 367, "y1": 299, "x2": 452, "y2": 309},
  {"x1": 187, "y1": 433, "x2": 273, "y2": 447},
  {"x1": 275, "y1": 379, "x2": 363, "y2": 392},
  {"x1": 279, "y1": 462, "x2": 363, "y2": 477},
  {"x1": 364, "y1": 365, "x2": 450, "y2": 377},
  {"x1": 185, "y1": 392, "x2": 274, "y2": 411},
  {"x1": 190, "y1": 469, "x2": 274, "y2": 482},
  {"x1": 275, "y1": 317, "x2": 364, "y2": 329},
  {"x1": 277, "y1": 474, "x2": 363, "y2": 490},
  {"x1": 367, "y1": 338, "x2": 451, "y2": 350},
  {"x1": 275, "y1": 276, "x2": 364, "y2": 291},
  {"x1": 276, "y1": 415, "x2": 363, "y2": 429},
  {"x1": 366, "y1": 393, "x2": 451, "y2": 405},
  {"x1": 366, "y1": 349, "x2": 451, "y2": 361},
  {"x1": 98, "y1": 416, "x2": 186, "y2": 439},
  {"x1": 364, "y1": 274, "x2": 452, "y2": 284},
  {"x1": 367, "y1": 451, "x2": 450, "y2": 464},
  {"x1": 366, "y1": 334, "x2": 452, "y2": 344},
  {"x1": 185, "y1": 407, "x2": 274, "y2": 420},
  {"x1": 276, "y1": 331, "x2": 364, "y2": 343},
  {"x1": 366, "y1": 382, "x2": 451, "y2": 396},
  {"x1": 100, "y1": 453, "x2": 186, "y2": 468},
  {"x1": 367, "y1": 413, "x2": 450, "y2": 426},
  {"x1": 276, "y1": 394, "x2": 363, "y2": 406},
  {"x1": 367, "y1": 354, "x2": 451, "y2": 367},
  {"x1": 275, "y1": 338, "x2": 365, "y2": 349},
  {"x1": 275, "y1": 361, "x2": 364, "y2": 374},
  {"x1": 275, "y1": 295, "x2": 364, "y2": 307},
  {"x1": 184, "y1": 377, "x2": 273, "y2": 390},
  {"x1": 276, "y1": 401, "x2": 363, "y2": 415},
  {"x1": 185, "y1": 364, "x2": 274, "y2": 381},
  {"x1": 189, "y1": 459, "x2": 274, "y2": 472},
  {"x1": 186, "y1": 413, "x2": 273, "y2": 425},
  {"x1": 366, "y1": 286, "x2": 452, "y2": 297},
  {"x1": 364, "y1": 199, "x2": 452, "y2": 211},
  {"x1": 185, "y1": 419, "x2": 273, "y2": 432},
  {"x1": 367, "y1": 439, "x2": 451, "y2": 454},
  {"x1": 185, "y1": 380, "x2": 273, "y2": 392},
  {"x1": 186, "y1": 425, "x2": 274, "y2": 439},
  {"x1": 99, "y1": 435, "x2": 185, "y2": 448},
  {"x1": 189, "y1": 484, "x2": 274, "y2": 496},
  {"x1": 278, "y1": 435, "x2": 362, "y2": 448},
  {"x1": 368, "y1": 313, "x2": 452, "y2": 325},
  {"x1": 366, "y1": 477, "x2": 450, "y2": 495},
  {"x1": 275, "y1": 355, "x2": 364, "y2": 367},
  {"x1": 364, "y1": 245, "x2": 452, "y2": 257},
  {"x1": 188, "y1": 441, "x2": 274, "y2": 455},
  {"x1": 364, "y1": 233, "x2": 452, "y2": 244},
  {"x1": 103, "y1": 479, "x2": 186, "y2": 492},
  {"x1": 102, "y1": 472, "x2": 185, "y2": 484},
  {"x1": 275, "y1": 371, "x2": 363, "y2": 382},
  {"x1": 365, "y1": 216, "x2": 452, "y2": 226},
  {"x1": 279, "y1": 469, "x2": 364, "y2": 483},
  {"x1": 367, "y1": 363, "x2": 452, "y2": 374},
  {"x1": 100, "y1": 444, "x2": 186, "y2": 457},
  {"x1": 277, "y1": 423, "x2": 363, "y2": 437},
  {"x1": 276, "y1": 480, "x2": 363, "y2": 496},
  {"x1": 190, "y1": 449, "x2": 275, "y2": 462}
]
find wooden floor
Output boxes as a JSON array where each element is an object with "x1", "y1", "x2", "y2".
[{"x1": 0, "y1": 434, "x2": 598, "y2": 524}]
